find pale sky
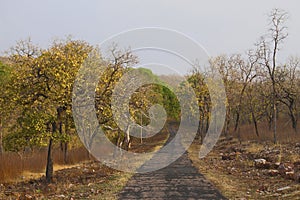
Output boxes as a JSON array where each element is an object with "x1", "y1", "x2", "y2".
[{"x1": 1, "y1": 0, "x2": 300, "y2": 62}]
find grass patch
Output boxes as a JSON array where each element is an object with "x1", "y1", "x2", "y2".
[
  {"x1": 96, "y1": 172, "x2": 133, "y2": 200},
  {"x1": 187, "y1": 142, "x2": 252, "y2": 199}
]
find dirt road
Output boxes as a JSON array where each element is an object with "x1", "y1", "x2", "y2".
[{"x1": 118, "y1": 126, "x2": 226, "y2": 200}]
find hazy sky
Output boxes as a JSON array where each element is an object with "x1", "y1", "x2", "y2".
[{"x1": 1, "y1": 0, "x2": 300, "y2": 62}]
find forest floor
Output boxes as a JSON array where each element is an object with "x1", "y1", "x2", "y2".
[
  {"x1": 3, "y1": 128, "x2": 300, "y2": 199},
  {"x1": 188, "y1": 137, "x2": 300, "y2": 199},
  {"x1": 0, "y1": 128, "x2": 169, "y2": 200},
  {"x1": 0, "y1": 161, "x2": 129, "y2": 200}
]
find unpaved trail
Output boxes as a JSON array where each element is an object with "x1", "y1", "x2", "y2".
[
  {"x1": 118, "y1": 126, "x2": 227, "y2": 200},
  {"x1": 118, "y1": 152, "x2": 226, "y2": 200}
]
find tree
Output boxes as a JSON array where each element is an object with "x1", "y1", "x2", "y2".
[
  {"x1": 209, "y1": 55, "x2": 240, "y2": 137},
  {"x1": 0, "y1": 60, "x2": 11, "y2": 154},
  {"x1": 4, "y1": 38, "x2": 92, "y2": 182},
  {"x1": 95, "y1": 46, "x2": 139, "y2": 150},
  {"x1": 255, "y1": 9, "x2": 288, "y2": 143},
  {"x1": 277, "y1": 57, "x2": 300, "y2": 131},
  {"x1": 187, "y1": 68, "x2": 210, "y2": 143}
]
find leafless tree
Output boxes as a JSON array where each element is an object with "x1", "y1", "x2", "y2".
[
  {"x1": 255, "y1": 8, "x2": 288, "y2": 143},
  {"x1": 277, "y1": 57, "x2": 300, "y2": 132}
]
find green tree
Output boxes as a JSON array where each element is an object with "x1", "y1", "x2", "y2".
[
  {"x1": 4, "y1": 38, "x2": 92, "y2": 182},
  {"x1": 0, "y1": 60, "x2": 12, "y2": 153}
]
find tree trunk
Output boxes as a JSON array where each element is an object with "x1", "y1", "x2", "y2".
[
  {"x1": 234, "y1": 110, "x2": 240, "y2": 132},
  {"x1": 46, "y1": 122, "x2": 56, "y2": 183},
  {"x1": 253, "y1": 116, "x2": 259, "y2": 137},
  {"x1": 199, "y1": 117, "x2": 204, "y2": 144},
  {"x1": 63, "y1": 142, "x2": 68, "y2": 164},
  {"x1": 291, "y1": 114, "x2": 297, "y2": 133},
  {"x1": 224, "y1": 117, "x2": 230, "y2": 137},
  {"x1": 59, "y1": 122, "x2": 63, "y2": 151},
  {"x1": 267, "y1": 111, "x2": 273, "y2": 131},
  {"x1": 288, "y1": 104, "x2": 297, "y2": 132},
  {"x1": 46, "y1": 137, "x2": 53, "y2": 183},
  {"x1": 273, "y1": 100, "x2": 277, "y2": 144},
  {"x1": 0, "y1": 120, "x2": 3, "y2": 154},
  {"x1": 124, "y1": 125, "x2": 131, "y2": 151},
  {"x1": 234, "y1": 85, "x2": 247, "y2": 133},
  {"x1": 205, "y1": 112, "x2": 209, "y2": 134},
  {"x1": 64, "y1": 117, "x2": 70, "y2": 164}
]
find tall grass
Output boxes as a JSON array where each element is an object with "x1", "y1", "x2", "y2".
[
  {"x1": 232, "y1": 119, "x2": 300, "y2": 143},
  {"x1": 0, "y1": 146, "x2": 91, "y2": 182}
]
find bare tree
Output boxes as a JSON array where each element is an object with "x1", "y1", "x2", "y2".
[
  {"x1": 233, "y1": 53, "x2": 257, "y2": 133},
  {"x1": 277, "y1": 57, "x2": 300, "y2": 132},
  {"x1": 256, "y1": 9, "x2": 288, "y2": 143},
  {"x1": 209, "y1": 55, "x2": 239, "y2": 136}
]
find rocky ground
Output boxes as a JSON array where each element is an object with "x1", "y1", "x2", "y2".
[{"x1": 188, "y1": 137, "x2": 300, "y2": 199}]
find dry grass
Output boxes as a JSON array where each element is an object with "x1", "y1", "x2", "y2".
[
  {"x1": 0, "y1": 127, "x2": 171, "y2": 199},
  {"x1": 187, "y1": 142, "x2": 250, "y2": 198},
  {"x1": 188, "y1": 137, "x2": 300, "y2": 199},
  {"x1": 98, "y1": 172, "x2": 133, "y2": 200},
  {"x1": 246, "y1": 142, "x2": 265, "y2": 154},
  {"x1": 234, "y1": 120, "x2": 300, "y2": 143},
  {"x1": 0, "y1": 124, "x2": 170, "y2": 184},
  {"x1": 0, "y1": 146, "x2": 91, "y2": 182}
]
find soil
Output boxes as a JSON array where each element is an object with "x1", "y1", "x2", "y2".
[
  {"x1": 0, "y1": 127, "x2": 170, "y2": 200},
  {"x1": 119, "y1": 125, "x2": 226, "y2": 199},
  {"x1": 0, "y1": 161, "x2": 126, "y2": 199},
  {"x1": 188, "y1": 137, "x2": 300, "y2": 199}
]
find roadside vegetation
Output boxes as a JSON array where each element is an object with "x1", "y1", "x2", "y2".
[
  {"x1": 187, "y1": 9, "x2": 300, "y2": 199},
  {"x1": 0, "y1": 8, "x2": 300, "y2": 200}
]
